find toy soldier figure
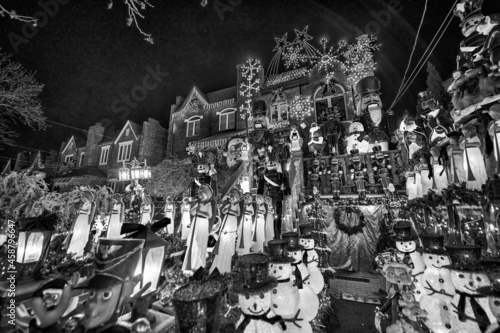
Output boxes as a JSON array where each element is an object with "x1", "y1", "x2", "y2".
[
  {"x1": 249, "y1": 100, "x2": 271, "y2": 147},
  {"x1": 308, "y1": 154, "x2": 322, "y2": 194},
  {"x1": 372, "y1": 144, "x2": 393, "y2": 195},
  {"x1": 355, "y1": 75, "x2": 385, "y2": 133},
  {"x1": 330, "y1": 152, "x2": 343, "y2": 199},
  {"x1": 322, "y1": 106, "x2": 343, "y2": 154},
  {"x1": 349, "y1": 147, "x2": 368, "y2": 199}
]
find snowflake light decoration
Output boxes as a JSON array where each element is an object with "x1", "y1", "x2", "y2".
[
  {"x1": 283, "y1": 45, "x2": 308, "y2": 70},
  {"x1": 239, "y1": 59, "x2": 261, "y2": 120},
  {"x1": 289, "y1": 95, "x2": 313, "y2": 121},
  {"x1": 311, "y1": 38, "x2": 341, "y2": 73},
  {"x1": 340, "y1": 35, "x2": 380, "y2": 85}
]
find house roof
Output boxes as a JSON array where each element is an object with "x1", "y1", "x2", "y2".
[
  {"x1": 206, "y1": 86, "x2": 237, "y2": 104},
  {"x1": 177, "y1": 86, "x2": 209, "y2": 113},
  {"x1": 114, "y1": 120, "x2": 143, "y2": 144}
]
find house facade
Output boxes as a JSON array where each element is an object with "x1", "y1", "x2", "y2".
[
  {"x1": 54, "y1": 118, "x2": 167, "y2": 192},
  {"x1": 166, "y1": 62, "x2": 360, "y2": 159}
]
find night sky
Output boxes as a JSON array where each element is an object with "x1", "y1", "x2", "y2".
[{"x1": 1, "y1": 0, "x2": 500, "y2": 164}]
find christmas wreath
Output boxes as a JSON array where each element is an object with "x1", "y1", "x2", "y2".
[{"x1": 334, "y1": 208, "x2": 365, "y2": 236}]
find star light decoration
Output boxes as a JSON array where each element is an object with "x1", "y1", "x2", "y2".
[
  {"x1": 108, "y1": 0, "x2": 154, "y2": 44},
  {"x1": 289, "y1": 95, "x2": 313, "y2": 121},
  {"x1": 239, "y1": 59, "x2": 262, "y2": 121},
  {"x1": 340, "y1": 35, "x2": 380, "y2": 86},
  {"x1": 311, "y1": 38, "x2": 342, "y2": 74}
]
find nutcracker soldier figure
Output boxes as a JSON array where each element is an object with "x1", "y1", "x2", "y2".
[
  {"x1": 249, "y1": 100, "x2": 271, "y2": 147},
  {"x1": 308, "y1": 154, "x2": 322, "y2": 194},
  {"x1": 308, "y1": 122, "x2": 326, "y2": 155},
  {"x1": 349, "y1": 146, "x2": 368, "y2": 199},
  {"x1": 322, "y1": 105, "x2": 343, "y2": 154},
  {"x1": 355, "y1": 75, "x2": 386, "y2": 133},
  {"x1": 330, "y1": 152, "x2": 344, "y2": 199},
  {"x1": 372, "y1": 144, "x2": 393, "y2": 195}
]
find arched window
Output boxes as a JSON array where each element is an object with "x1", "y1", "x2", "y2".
[
  {"x1": 270, "y1": 101, "x2": 288, "y2": 123},
  {"x1": 313, "y1": 85, "x2": 347, "y2": 124},
  {"x1": 218, "y1": 108, "x2": 236, "y2": 131},
  {"x1": 186, "y1": 116, "x2": 202, "y2": 137}
]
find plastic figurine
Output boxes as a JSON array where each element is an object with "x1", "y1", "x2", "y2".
[
  {"x1": 237, "y1": 192, "x2": 254, "y2": 255},
  {"x1": 182, "y1": 184, "x2": 214, "y2": 273},
  {"x1": 447, "y1": 131, "x2": 467, "y2": 184},
  {"x1": 460, "y1": 125, "x2": 488, "y2": 190},
  {"x1": 430, "y1": 147, "x2": 449, "y2": 193},
  {"x1": 251, "y1": 194, "x2": 267, "y2": 253},
  {"x1": 474, "y1": 15, "x2": 500, "y2": 75},
  {"x1": 164, "y1": 196, "x2": 175, "y2": 234},
  {"x1": 264, "y1": 196, "x2": 275, "y2": 245},
  {"x1": 308, "y1": 122, "x2": 326, "y2": 155},
  {"x1": 355, "y1": 75, "x2": 385, "y2": 131}
]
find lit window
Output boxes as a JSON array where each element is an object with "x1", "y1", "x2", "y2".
[
  {"x1": 270, "y1": 102, "x2": 288, "y2": 123},
  {"x1": 125, "y1": 128, "x2": 130, "y2": 136},
  {"x1": 314, "y1": 85, "x2": 347, "y2": 124},
  {"x1": 117, "y1": 142, "x2": 132, "y2": 162},
  {"x1": 186, "y1": 116, "x2": 201, "y2": 137},
  {"x1": 64, "y1": 154, "x2": 73, "y2": 165},
  {"x1": 79, "y1": 152, "x2": 85, "y2": 167},
  {"x1": 100, "y1": 146, "x2": 110, "y2": 165},
  {"x1": 219, "y1": 109, "x2": 236, "y2": 131}
]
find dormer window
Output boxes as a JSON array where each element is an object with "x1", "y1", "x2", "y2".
[
  {"x1": 186, "y1": 116, "x2": 201, "y2": 137},
  {"x1": 270, "y1": 102, "x2": 288, "y2": 123},
  {"x1": 126, "y1": 128, "x2": 130, "y2": 136},
  {"x1": 219, "y1": 108, "x2": 236, "y2": 131}
]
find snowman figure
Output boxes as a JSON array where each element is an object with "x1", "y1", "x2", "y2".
[
  {"x1": 282, "y1": 232, "x2": 319, "y2": 322},
  {"x1": 298, "y1": 223, "x2": 324, "y2": 294},
  {"x1": 268, "y1": 240, "x2": 312, "y2": 333},
  {"x1": 478, "y1": 268, "x2": 500, "y2": 333},
  {"x1": 446, "y1": 246, "x2": 496, "y2": 333},
  {"x1": 234, "y1": 253, "x2": 282, "y2": 333},
  {"x1": 414, "y1": 235, "x2": 454, "y2": 302},
  {"x1": 393, "y1": 221, "x2": 425, "y2": 277}
]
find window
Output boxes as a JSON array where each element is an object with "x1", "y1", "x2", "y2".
[
  {"x1": 125, "y1": 128, "x2": 130, "y2": 136},
  {"x1": 314, "y1": 85, "x2": 347, "y2": 124},
  {"x1": 100, "y1": 146, "x2": 110, "y2": 165},
  {"x1": 186, "y1": 116, "x2": 201, "y2": 137},
  {"x1": 219, "y1": 109, "x2": 236, "y2": 131},
  {"x1": 270, "y1": 102, "x2": 288, "y2": 123},
  {"x1": 79, "y1": 152, "x2": 85, "y2": 167},
  {"x1": 64, "y1": 154, "x2": 73, "y2": 165},
  {"x1": 117, "y1": 142, "x2": 132, "y2": 162}
]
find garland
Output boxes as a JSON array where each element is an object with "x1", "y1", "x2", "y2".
[{"x1": 334, "y1": 208, "x2": 366, "y2": 236}]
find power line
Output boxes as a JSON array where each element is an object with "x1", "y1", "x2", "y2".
[
  {"x1": 391, "y1": 0, "x2": 429, "y2": 110},
  {"x1": 389, "y1": 0, "x2": 458, "y2": 110},
  {"x1": 46, "y1": 120, "x2": 118, "y2": 141}
]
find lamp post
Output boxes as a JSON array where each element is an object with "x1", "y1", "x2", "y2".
[{"x1": 118, "y1": 158, "x2": 151, "y2": 181}]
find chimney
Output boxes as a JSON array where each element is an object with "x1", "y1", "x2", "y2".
[{"x1": 84, "y1": 122, "x2": 106, "y2": 166}]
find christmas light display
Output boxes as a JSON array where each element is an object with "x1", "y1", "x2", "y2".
[
  {"x1": 311, "y1": 38, "x2": 341, "y2": 74},
  {"x1": 340, "y1": 35, "x2": 380, "y2": 86},
  {"x1": 283, "y1": 44, "x2": 308, "y2": 70},
  {"x1": 108, "y1": 0, "x2": 154, "y2": 44},
  {"x1": 289, "y1": 95, "x2": 313, "y2": 121},
  {"x1": 239, "y1": 58, "x2": 261, "y2": 120}
]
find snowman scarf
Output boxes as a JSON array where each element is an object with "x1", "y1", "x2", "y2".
[
  {"x1": 456, "y1": 293, "x2": 490, "y2": 332},
  {"x1": 303, "y1": 249, "x2": 319, "y2": 266},
  {"x1": 291, "y1": 261, "x2": 310, "y2": 289},
  {"x1": 236, "y1": 309, "x2": 282, "y2": 333}
]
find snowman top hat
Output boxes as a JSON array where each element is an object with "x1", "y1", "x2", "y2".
[
  {"x1": 233, "y1": 253, "x2": 277, "y2": 294},
  {"x1": 393, "y1": 221, "x2": 417, "y2": 241},
  {"x1": 298, "y1": 223, "x2": 315, "y2": 239},
  {"x1": 267, "y1": 239, "x2": 295, "y2": 263},
  {"x1": 420, "y1": 234, "x2": 447, "y2": 254},
  {"x1": 282, "y1": 232, "x2": 305, "y2": 251},
  {"x1": 478, "y1": 260, "x2": 500, "y2": 296},
  {"x1": 444, "y1": 244, "x2": 483, "y2": 271}
]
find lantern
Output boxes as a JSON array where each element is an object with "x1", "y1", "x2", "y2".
[
  {"x1": 118, "y1": 166, "x2": 130, "y2": 181},
  {"x1": 121, "y1": 220, "x2": 168, "y2": 295},
  {"x1": 143, "y1": 165, "x2": 151, "y2": 179},
  {"x1": 131, "y1": 165, "x2": 142, "y2": 180}
]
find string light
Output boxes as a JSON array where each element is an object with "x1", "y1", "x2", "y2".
[
  {"x1": 311, "y1": 38, "x2": 341, "y2": 74},
  {"x1": 340, "y1": 35, "x2": 380, "y2": 86},
  {"x1": 108, "y1": 0, "x2": 154, "y2": 44},
  {"x1": 0, "y1": 4, "x2": 37, "y2": 26},
  {"x1": 239, "y1": 59, "x2": 261, "y2": 120},
  {"x1": 289, "y1": 95, "x2": 313, "y2": 121},
  {"x1": 283, "y1": 44, "x2": 308, "y2": 70}
]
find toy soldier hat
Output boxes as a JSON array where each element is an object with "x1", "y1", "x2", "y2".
[
  {"x1": 444, "y1": 244, "x2": 483, "y2": 271},
  {"x1": 229, "y1": 188, "x2": 242, "y2": 201},
  {"x1": 267, "y1": 239, "x2": 295, "y2": 263},
  {"x1": 355, "y1": 75, "x2": 381, "y2": 97},
  {"x1": 198, "y1": 184, "x2": 213, "y2": 201},
  {"x1": 299, "y1": 223, "x2": 315, "y2": 239},
  {"x1": 282, "y1": 232, "x2": 305, "y2": 251},
  {"x1": 233, "y1": 253, "x2": 277, "y2": 293},
  {"x1": 393, "y1": 221, "x2": 417, "y2": 241},
  {"x1": 447, "y1": 131, "x2": 463, "y2": 138},
  {"x1": 372, "y1": 145, "x2": 381, "y2": 152},
  {"x1": 350, "y1": 148, "x2": 359, "y2": 155},
  {"x1": 252, "y1": 100, "x2": 267, "y2": 116},
  {"x1": 33, "y1": 278, "x2": 70, "y2": 298},
  {"x1": 419, "y1": 234, "x2": 447, "y2": 254},
  {"x1": 77, "y1": 238, "x2": 145, "y2": 290}
]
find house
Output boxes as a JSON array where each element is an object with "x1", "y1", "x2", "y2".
[
  {"x1": 166, "y1": 62, "x2": 359, "y2": 159},
  {"x1": 53, "y1": 118, "x2": 167, "y2": 192}
]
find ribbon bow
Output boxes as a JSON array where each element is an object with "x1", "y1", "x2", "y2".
[{"x1": 19, "y1": 211, "x2": 58, "y2": 231}]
